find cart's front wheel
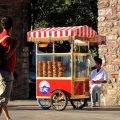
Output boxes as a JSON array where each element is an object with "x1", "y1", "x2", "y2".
[
  {"x1": 37, "y1": 98, "x2": 51, "y2": 110},
  {"x1": 70, "y1": 99, "x2": 87, "y2": 109},
  {"x1": 51, "y1": 90, "x2": 68, "y2": 111}
]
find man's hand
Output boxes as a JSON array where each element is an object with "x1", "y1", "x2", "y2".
[{"x1": 89, "y1": 80, "x2": 95, "y2": 84}]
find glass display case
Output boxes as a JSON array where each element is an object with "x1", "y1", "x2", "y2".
[{"x1": 36, "y1": 41, "x2": 90, "y2": 79}]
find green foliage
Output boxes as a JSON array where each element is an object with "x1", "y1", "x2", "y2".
[
  {"x1": 30, "y1": 0, "x2": 98, "y2": 30},
  {"x1": 90, "y1": 46, "x2": 99, "y2": 58}
]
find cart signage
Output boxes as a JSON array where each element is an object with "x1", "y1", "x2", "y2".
[{"x1": 39, "y1": 80, "x2": 50, "y2": 94}]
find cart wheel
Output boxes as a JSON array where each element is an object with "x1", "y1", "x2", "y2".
[
  {"x1": 51, "y1": 90, "x2": 68, "y2": 111},
  {"x1": 70, "y1": 99, "x2": 87, "y2": 109},
  {"x1": 37, "y1": 98, "x2": 51, "y2": 110}
]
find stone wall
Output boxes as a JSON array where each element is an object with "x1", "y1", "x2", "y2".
[
  {"x1": 11, "y1": 47, "x2": 29, "y2": 99},
  {"x1": 98, "y1": 0, "x2": 120, "y2": 106},
  {"x1": 0, "y1": 0, "x2": 30, "y2": 99}
]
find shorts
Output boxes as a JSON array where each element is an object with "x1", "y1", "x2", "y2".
[{"x1": 0, "y1": 70, "x2": 14, "y2": 106}]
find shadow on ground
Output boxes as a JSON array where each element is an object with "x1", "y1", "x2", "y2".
[{"x1": 8, "y1": 104, "x2": 120, "y2": 111}]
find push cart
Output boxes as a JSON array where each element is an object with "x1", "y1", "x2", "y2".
[{"x1": 27, "y1": 25, "x2": 106, "y2": 111}]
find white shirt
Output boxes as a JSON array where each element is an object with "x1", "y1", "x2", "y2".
[{"x1": 90, "y1": 68, "x2": 108, "y2": 87}]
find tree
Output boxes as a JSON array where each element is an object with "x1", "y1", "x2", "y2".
[{"x1": 30, "y1": 0, "x2": 98, "y2": 31}]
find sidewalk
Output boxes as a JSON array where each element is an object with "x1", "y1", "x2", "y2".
[
  {"x1": 1, "y1": 100, "x2": 120, "y2": 120},
  {"x1": 8, "y1": 99, "x2": 120, "y2": 111}
]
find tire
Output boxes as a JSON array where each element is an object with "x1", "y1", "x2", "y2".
[
  {"x1": 70, "y1": 99, "x2": 87, "y2": 109},
  {"x1": 51, "y1": 90, "x2": 68, "y2": 111},
  {"x1": 37, "y1": 98, "x2": 51, "y2": 110}
]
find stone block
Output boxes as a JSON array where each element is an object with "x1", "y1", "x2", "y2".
[
  {"x1": 106, "y1": 14, "x2": 119, "y2": 20},
  {"x1": 98, "y1": 9, "x2": 106, "y2": 16},
  {"x1": 16, "y1": 58, "x2": 24, "y2": 63},
  {"x1": 98, "y1": 16, "x2": 106, "y2": 21},
  {"x1": 111, "y1": 27, "x2": 119, "y2": 34},
  {"x1": 107, "y1": 89, "x2": 117, "y2": 95},
  {"x1": 99, "y1": 21, "x2": 114, "y2": 28},
  {"x1": 99, "y1": 47, "x2": 108, "y2": 56},
  {"x1": 98, "y1": 0, "x2": 110, "y2": 9},
  {"x1": 98, "y1": 22, "x2": 106, "y2": 27},
  {"x1": 98, "y1": 27, "x2": 104, "y2": 33},
  {"x1": 110, "y1": 0, "x2": 118, "y2": 7},
  {"x1": 106, "y1": 65, "x2": 115, "y2": 72},
  {"x1": 118, "y1": 101, "x2": 120, "y2": 105},
  {"x1": 117, "y1": 37, "x2": 120, "y2": 42},
  {"x1": 112, "y1": 59, "x2": 120, "y2": 65},
  {"x1": 108, "y1": 49, "x2": 118, "y2": 55},
  {"x1": 106, "y1": 34, "x2": 119, "y2": 40},
  {"x1": 104, "y1": 97, "x2": 118, "y2": 106},
  {"x1": 110, "y1": 78, "x2": 117, "y2": 83},
  {"x1": 22, "y1": 47, "x2": 29, "y2": 52},
  {"x1": 22, "y1": 58, "x2": 29, "y2": 63},
  {"x1": 22, "y1": 63, "x2": 29, "y2": 68},
  {"x1": 113, "y1": 21, "x2": 120, "y2": 27},
  {"x1": 106, "y1": 8, "x2": 113, "y2": 15},
  {"x1": 104, "y1": 28, "x2": 112, "y2": 34},
  {"x1": 21, "y1": 52, "x2": 29, "y2": 57},
  {"x1": 117, "y1": 12, "x2": 120, "y2": 19}
]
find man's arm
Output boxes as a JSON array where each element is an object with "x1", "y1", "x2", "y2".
[{"x1": 90, "y1": 79, "x2": 107, "y2": 84}]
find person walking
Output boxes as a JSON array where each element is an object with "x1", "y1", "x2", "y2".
[
  {"x1": 0, "y1": 17, "x2": 19, "y2": 120},
  {"x1": 89, "y1": 57, "x2": 108, "y2": 107}
]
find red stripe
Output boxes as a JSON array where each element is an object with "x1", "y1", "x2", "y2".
[
  {"x1": 33, "y1": 32, "x2": 36, "y2": 37},
  {"x1": 76, "y1": 29, "x2": 79, "y2": 36},
  {"x1": 44, "y1": 31, "x2": 46, "y2": 37},
  {"x1": 81, "y1": 27, "x2": 83, "y2": 37},
  {"x1": 49, "y1": 31, "x2": 51, "y2": 37},
  {"x1": 27, "y1": 32, "x2": 30, "y2": 37},
  {"x1": 93, "y1": 30, "x2": 96, "y2": 37},
  {"x1": 55, "y1": 31, "x2": 57, "y2": 37},
  {"x1": 71, "y1": 30, "x2": 74, "y2": 36},
  {"x1": 91, "y1": 29, "x2": 94, "y2": 37},
  {"x1": 88, "y1": 27, "x2": 90, "y2": 37},
  {"x1": 60, "y1": 30, "x2": 62, "y2": 37},
  {"x1": 65, "y1": 30, "x2": 68, "y2": 36},
  {"x1": 84, "y1": 26, "x2": 86, "y2": 37},
  {"x1": 38, "y1": 31, "x2": 41, "y2": 37}
]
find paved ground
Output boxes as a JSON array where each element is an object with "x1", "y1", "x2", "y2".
[{"x1": 1, "y1": 100, "x2": 120, "y2": 120}]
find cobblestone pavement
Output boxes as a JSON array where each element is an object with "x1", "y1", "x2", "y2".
[{"x1": 1, "y1": 100, "x2": 120, "y2": 120}]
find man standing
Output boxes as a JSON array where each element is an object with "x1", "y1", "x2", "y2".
[
  {"x1": 89, "y1": 57, "x2": 108, "y2": 107},
  {"x1": 0, "y1": 17, "x2": 19, "y2": 120}
]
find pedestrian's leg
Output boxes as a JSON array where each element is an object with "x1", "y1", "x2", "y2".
[
  {"x1": 0, "y1": 106, "x2": 2, "y2": 116},
  {"x1": 90, "y1": 85, "x2": 100, "y2": 106},
  {"x1": 1, "y1": 80, "x2": 13, "y2": 120},
  {"x1": 0, "y1": 98, "x2": 5, "y2": 116},
  {"x1": 90, "y1": 86, "x2": 96, "y2": 106},
  {"x1": 2, "y1": 105, "x2": 11, "y2": 120}
]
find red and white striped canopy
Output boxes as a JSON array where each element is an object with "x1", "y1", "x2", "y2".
[{"x1": 27, "y1": 25, "x2": 105, "y2": 43}]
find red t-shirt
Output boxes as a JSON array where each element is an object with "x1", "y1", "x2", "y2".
[{"x1": 0, "y1": 29, "x2": 16, "y2": 72}]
